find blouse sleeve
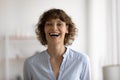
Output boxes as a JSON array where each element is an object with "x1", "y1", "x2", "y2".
[
  {"x1": 80, "y1": 56, "x2": 91, "y2": 80},
  {"x1": 23, "y1": 59, "x2": 32, "y2": 80}
]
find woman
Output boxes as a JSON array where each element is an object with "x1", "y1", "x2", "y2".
[{"x1": 24, "y1": 8, "x2": 91, "y2": 80}]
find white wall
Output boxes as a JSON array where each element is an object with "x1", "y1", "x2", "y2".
[
  {"x1": 118, "y1": 0, "x2": 120, "y2": 64},
  {"x1": 0, "y1": 38, "x2": 6, "y2": 80},
  {"x1": 88, "y1": 0, "x2": 120, "y2": 80},
  {"x1": 88, "y1": 0, "x2": 107, "y2": 80}
]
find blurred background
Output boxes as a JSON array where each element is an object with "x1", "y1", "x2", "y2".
[{"x1": 0, "y1": 0, "x2": 120, "y2": 80}]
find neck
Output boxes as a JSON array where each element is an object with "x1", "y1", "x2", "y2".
[{"x1": 47, "y1": 44, "x2": 66, "y2": 58}]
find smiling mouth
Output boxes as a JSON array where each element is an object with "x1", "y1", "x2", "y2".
[{"x1": 49, "y1": 33, "x2": 60, "y2": 37}]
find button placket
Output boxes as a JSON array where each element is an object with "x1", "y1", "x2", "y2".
[{"x1": 57, "y1": 56, "x2": 67, "y2": 80}]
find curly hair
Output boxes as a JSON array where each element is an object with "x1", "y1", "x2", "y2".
[{"x1": 35, "y1": 8, "x2": 77, "y2": 46}]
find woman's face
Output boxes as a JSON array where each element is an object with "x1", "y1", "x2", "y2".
[{"x1": 44, "y1": 18, "x2": 68, "y2": 45}]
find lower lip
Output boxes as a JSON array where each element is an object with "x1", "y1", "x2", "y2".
[{"x1": 50, "y1": 35, "x2": 59, "y2": 39}]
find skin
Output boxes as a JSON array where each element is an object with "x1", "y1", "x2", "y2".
[{"x1": 44, "y1": 18, "x2": 68, "y2": 79}]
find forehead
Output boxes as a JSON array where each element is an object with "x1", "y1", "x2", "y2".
[{"x1": 46, "y1": 18, "x2": 65, "y2": 23}]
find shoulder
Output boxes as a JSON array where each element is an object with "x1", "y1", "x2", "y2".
[
  {"x1": 24, "y1": 50, "x2": 47, "y2": 65},
  {"x1": 68, "y1": 48, "x2": 90, "y2": 63}
]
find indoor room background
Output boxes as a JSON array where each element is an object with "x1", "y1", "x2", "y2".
[{"x1": 0, "y1": 0, "x2": 120, "y2": 80}]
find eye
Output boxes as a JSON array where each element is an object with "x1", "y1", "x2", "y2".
[
  {"x1": 45, "y1": 22, "x2": 52, "y2": 26},
  {"x1": 57, "y1": 22, "x2": 63, "y2": 26}
]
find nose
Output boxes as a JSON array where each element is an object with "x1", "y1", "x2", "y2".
[{"x1": 52, "y1": 24, "x2": 58, "y2": 31}]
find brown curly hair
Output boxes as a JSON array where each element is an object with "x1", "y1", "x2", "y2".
[{"x1": 35, "y1": 8, "x2": 77, "y2": 46}]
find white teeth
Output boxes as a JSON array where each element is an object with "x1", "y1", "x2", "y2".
[
  {"x1": 49, "y1": 33, "x2": 60, "y2": 36},
  {"x1": 50, "y1": 33, "x2": 59, "y2": 35}
]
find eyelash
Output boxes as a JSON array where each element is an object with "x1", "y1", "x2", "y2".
[
  {"x1": 45, "y1": 23, "x2": 62, "y2": 26},
  {"x1": 46, "y1": 23, "x2": 52, "y2": 26}
]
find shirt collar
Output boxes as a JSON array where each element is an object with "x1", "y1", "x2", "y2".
[
  {"x1": 63, "y1": 47, "x2": 69, "y2": 58},
  {"x1": 45, "y1": 47, "x2": 69, "y2": 59}
]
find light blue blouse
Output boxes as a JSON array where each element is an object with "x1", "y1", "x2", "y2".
[{"x1": 23, "y1": 47, "x2": 91, "y2": 80}]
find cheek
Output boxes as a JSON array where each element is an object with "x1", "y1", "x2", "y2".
[
  {"x1": 66, "y1": 26, "x2": 69, "y2": 33},
  {"x1": 44, "y1": 27, "x2": 48, "y2": 34},
  {"x1": 44, "y1": 28, "x2": 48, "y2": 39},
  {"x1": 66, "y1": 28, "x2": 68, "y2": 33},
  {"x1": 62, "y1": 27, "x2": 68, "y2": 33}
]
